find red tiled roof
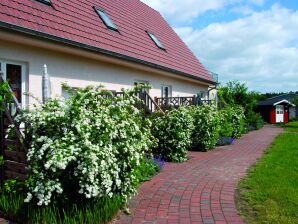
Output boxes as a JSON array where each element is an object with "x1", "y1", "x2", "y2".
[{"x1": 0, "y1": 0, "x2": 214, "y2": 83}]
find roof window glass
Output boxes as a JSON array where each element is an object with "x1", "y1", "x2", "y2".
[
  {"x1": 147, "y1": 31, "x2": 165, "y2": 50},
  {"x1": 94, "y1": 7, "x2": 118, "y2": 31}
]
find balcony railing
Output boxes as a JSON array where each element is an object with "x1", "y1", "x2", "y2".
[
  {"x1": 210, "y1": 72, "x2": 219, "y2": 84},
  {"x1": 155, "y1": 96, "x2": 214, "y2": 109}
]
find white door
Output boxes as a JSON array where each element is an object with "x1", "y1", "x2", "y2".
[
  {"x1": 0, "y1": 60, "x2": 27, "y2": 107},
  {"x1": 276, "y1": 105, "x2": 284, "y2": 123}
]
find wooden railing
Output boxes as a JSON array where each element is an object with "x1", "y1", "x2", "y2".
[
  {"x1": 136, "y1": 90, "x2": 164, "y2": 114},
  {"x1": 155, "y1": 96, "x2": 197, "y2": 108},
  {"x1": 0, "y1": 73, "x2": 27, "y2": 185},
  {"x1": 155, "y1": 96, "x2": 214, "y2": 109},
  {"x1": 109, "y1": 90, "x2": 164, "y2": 114}
]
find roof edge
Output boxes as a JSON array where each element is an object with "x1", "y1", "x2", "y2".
[
  {"x1": 0, "y1": 21, "x2": 216, "y2": 85},
  {"x1": 273, "y1": 100, "x2": 295, "y2": 107}
]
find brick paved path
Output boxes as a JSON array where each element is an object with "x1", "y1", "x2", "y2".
[{"x1": 115, "y1": 126, "x2": 282, "y2": 224}]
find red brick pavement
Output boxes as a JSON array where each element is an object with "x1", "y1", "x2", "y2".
[{"x1": 115, "y1": 126, "x2": 283, "y2": 224}]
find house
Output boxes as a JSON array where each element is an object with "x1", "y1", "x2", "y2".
[
  {"x1": 0, "y1": 0, "x2": 217, "y2": 110},
  {"x1": 257, "y1": 94, "x2": 297, "y2": 124}
]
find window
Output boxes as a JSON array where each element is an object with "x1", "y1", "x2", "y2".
[
  {"x1": 147, "y1": 31, "x2": 165, "y2": 50},
  {"x1": 94, "y1": 7, "x2": 118, "y2": 31},
  {"x1": 0, "y1": 60, "x2": 27, "y2": 106},
  {"x1": 276, "y1": 105, "x2": 284, "y2": 114},
  {"x1": 36, "y1": 0, "x2": 51, "y2": 5},
  {"x1": 161, "y1": 85, "x2": 172, "y2": 98}
]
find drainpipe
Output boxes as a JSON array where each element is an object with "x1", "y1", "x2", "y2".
[{"x1": 42, "y1": 64, "x2": 50, "y2": 104}]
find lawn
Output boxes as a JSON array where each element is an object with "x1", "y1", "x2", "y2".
[
  {"x1": 237, "y1": 121, "x2": 298, "y2": 224},
  {"x1": 282, "y1": 121, "x2": 298, "y2": 132}
]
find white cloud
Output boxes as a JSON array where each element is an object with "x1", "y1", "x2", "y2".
[
  {"x1": 231, "y1": 5, "x2": 255, "y2": 15},
  {"x1": 141, "y1": 0, "x2": 265, "y2": 23},
  {"x1": 141, "y1": 0, "x2": 240, "y2": 22},
  {"x1": 174, "y1": 4, "x2": 298, "y2": 92}
]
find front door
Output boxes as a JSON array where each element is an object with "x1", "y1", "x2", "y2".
[
  {"x1": 0, "y1": 61, "x2": 26, "y2": 106},
  {"x1": 276, "y1": 105, "x2": 284, "y2": 123}
]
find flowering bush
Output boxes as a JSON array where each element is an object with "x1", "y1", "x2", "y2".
[
  {"x1": 218, "y1": 106, "x2": 245, "y2": 139},
  {"x1": 230, "y1": 105, "x2": 246, "y2": 138},
  {"x1": 150, "y1": 107, "x2": 194, "y2": 162},
  {"x1": 10, "y1": 85, "x2": 155, "y2": 206},
  {"x1": 190, "y1": 105, "x2": 220, "y2": 151}
]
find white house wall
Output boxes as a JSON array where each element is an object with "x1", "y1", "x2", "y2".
[{"x1": 0, "y1": 40, "x2": 209, "y2": 106}]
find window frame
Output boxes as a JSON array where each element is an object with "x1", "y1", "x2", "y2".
[
  {"x1": 0, "y1": 59, "x2": 27, "y2": 108},
  {"x1": 146, "y1": 31, "x2": 166, "y2": 50},
  {"x1": 94, "y1": 6, "x2": 118, "y2": 32},
  {"x1": 35, "y1": 0, "x2": 52, "y2": 6}
]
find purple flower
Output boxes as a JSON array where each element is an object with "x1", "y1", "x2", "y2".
[{"x1": 153, "y1": 156, "x2": 165, "y2": 169}]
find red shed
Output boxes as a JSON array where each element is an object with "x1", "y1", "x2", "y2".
[{"x1": 257, "y1": 98, "x2": 295, "y2": 124}]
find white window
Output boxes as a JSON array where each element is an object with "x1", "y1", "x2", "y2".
[
  {"x1": 0, "y1": 60, "x2": 27, "y2": 107},
  {"x1": 276, "y1": 105, "x2": 284, "y2": 114},
  {"x1": 161, "y1": 85, "x2": 172, "y2": 98}
]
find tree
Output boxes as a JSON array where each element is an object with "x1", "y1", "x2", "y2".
[{"x1": 218, "y1": 81, "x2": 259, "y2": 115}]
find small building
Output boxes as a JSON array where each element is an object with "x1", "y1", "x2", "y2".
[{"x1": 257, "y1": 95, "x2": 296, "y2": 124}]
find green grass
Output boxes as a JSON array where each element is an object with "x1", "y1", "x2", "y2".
[
  {"x1": 283, "y1": 121, "x2": 298, "y2": 133},
  {"x1": 0, "y1": 187, "x2": 125, "y2": 224},
  {"x1": 0, "y1": 157, "x2": 161, "y2": 224},
  {"x1": 237, "y1": 122, "x2": 298, "y2": 224}
]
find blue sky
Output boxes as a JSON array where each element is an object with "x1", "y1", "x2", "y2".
[{"x1": 141, "y1": 0, "x2": 298, "y2": 93}]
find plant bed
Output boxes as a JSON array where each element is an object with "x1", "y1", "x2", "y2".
[
  {"x1": 0, "y1": 156, "x2": 163, "y2": 224},
  {"x1": 216, "y1": 136, "x2": 234, "y2": 146}
]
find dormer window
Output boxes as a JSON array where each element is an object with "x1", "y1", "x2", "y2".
[
  {"x1": 36, "y1": 0, "x2": 51, "y2": 5},
  {"x1": 147, "y1": 31, "x2": 165, "y2": 50},
  {"x1": 94, "y1": 7, "x2": 118, "y2": 31}
]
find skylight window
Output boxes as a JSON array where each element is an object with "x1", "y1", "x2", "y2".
[
  {"x1": 94, "y1": 7, "x2": 118, "y2": 31},
  {"x1": 36, "y1": 0, "x2": 51, "y2": 5},
  {"x1": 147, "y1": 31, "x2": 165, "y2": 50}
]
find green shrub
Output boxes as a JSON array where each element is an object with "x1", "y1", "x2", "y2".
[
  {"x1": 132, "y1": 156, "x2": 161, "y2": 184},
  {"x1": 151, "y1": 107, "x2": 194, "y2": 162},
  {"x1": 218, "y1": 108, "x2": 234, "y2": 137},
  {"x1": 230, "y1": 105, "x2": 246, "y2": 138},
  {"x1": 9, "y1": 85, "x2": 155, "y2": 207},
  {"x1": 190, "y1": 105, "x2": 220, "y2": 151},
  {"x1": 246, "y1": 111, "x2": 264, "y2": 130},
  {"x1": 0, "y1": 80, "x2": 12, "y2": 111}
]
